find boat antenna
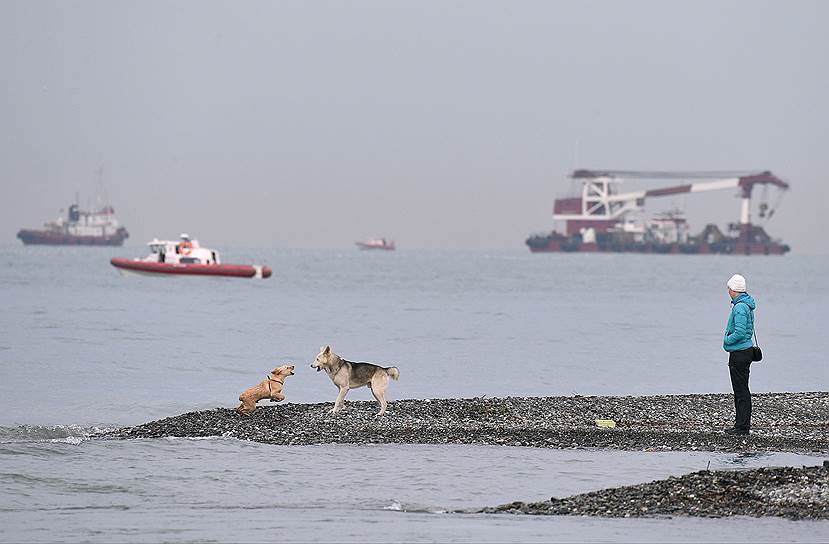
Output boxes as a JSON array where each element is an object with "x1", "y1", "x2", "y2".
[{"x1": 95, "y1": 166, "x2": 109, "y2": 208}]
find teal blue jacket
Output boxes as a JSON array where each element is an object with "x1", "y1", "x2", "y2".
[{"x1": 723, "y1": 293, "x2": 756, "y2": 352}]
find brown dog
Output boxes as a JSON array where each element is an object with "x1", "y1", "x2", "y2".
[{"x1": 236, "y1": 365, "x2": 295, "y2": 415}]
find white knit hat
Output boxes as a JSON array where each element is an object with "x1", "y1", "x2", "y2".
[{"x1": 727, "y1": 274, "x2": 747, "y2": 292}]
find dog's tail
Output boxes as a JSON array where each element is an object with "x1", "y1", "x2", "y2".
[{"x1": 385, "y1": 366, "x2": 400, "y2": 380}]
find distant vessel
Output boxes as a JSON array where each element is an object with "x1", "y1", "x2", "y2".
[
  {"x1": 356, "y1": 238, "x2": 395, "y2": 250},
  {"x1": 17, "y1": 202, "x2": 129, "y2": 246},
  {"x1": 526, "y1": 169, "x2": 790, "y2": 255},
  {"x1": 111, "y1": 234, "x2": 272, "y2": 279}
]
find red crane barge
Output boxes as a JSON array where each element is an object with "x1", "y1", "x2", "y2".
[{"x1": 526, "y1": 170, "x2": 790, "y2": 255}]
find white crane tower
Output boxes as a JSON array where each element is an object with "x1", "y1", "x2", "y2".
[{"x1": 553, "y1": 170, "x2": 789, "y2": 236}]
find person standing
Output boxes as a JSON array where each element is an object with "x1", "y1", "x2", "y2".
[{"x1": 723, "y1": 273, "x2": 756, "y2": 435}]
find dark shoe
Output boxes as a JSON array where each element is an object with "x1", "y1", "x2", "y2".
[{"x1": 725, "y1": 427, "x2": 749, "y2": 435}]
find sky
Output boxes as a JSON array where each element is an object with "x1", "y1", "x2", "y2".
[{"x1": 1, "y1": 0, "x2": 827, "y2": 252}]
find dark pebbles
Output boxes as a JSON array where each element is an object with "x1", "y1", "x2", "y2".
[
  {"x1": 479, "y1": 465, "x2": 829, "y2": 521},
  {"x1": 106, "y1": 392, "x2": 828, "y2": 453}
]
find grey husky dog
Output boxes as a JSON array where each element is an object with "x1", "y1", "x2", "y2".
[{"x1": 310, "y1": 345, "x2": 400, "y2": 415}]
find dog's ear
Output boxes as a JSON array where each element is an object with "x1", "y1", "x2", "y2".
[{"x1": 323, "y1": 345, "x2": 330, "y2": 355}]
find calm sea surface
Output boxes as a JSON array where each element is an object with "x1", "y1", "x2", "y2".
[{"x1": 1, "y1": 246, "x2": 827, "y2": 542}]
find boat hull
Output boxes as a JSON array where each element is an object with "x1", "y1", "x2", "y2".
[
  {"x1": 526, "y1": 236, "x2": 790, "y2": 255},
  {"x1": 110, "y1": 258, "x2": 272, "y2": 278},
  {"x1": 18, "y1": 228, "x2": 129, "y2": 246},
  {"x1": 355, "y1": 243, "x2": 395, "y2": 250}
]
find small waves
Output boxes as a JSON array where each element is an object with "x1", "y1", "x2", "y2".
[
  {"x1": 0, "y1": 504, "x2": 131, "y2": 513},
  {"x1": 383, "y1": 499, "x2": 446, "y2": 514},
  {"x1": 0, "y1": 472, "x2": 131, "y2": 494},
  {"x1": 383, "y1": 499, "x2": 403, "y2": 511},
  {"x1": 0, "y1": 424, "x2": 112, "y2": 444}
]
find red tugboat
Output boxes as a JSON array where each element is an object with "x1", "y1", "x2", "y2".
[
  {"x1": 526, "y1": 170, "x2": 791, "y2": 255},
  {"x1": 17, "y1": 202, "x2": 129, "y2": 246},
  {"x1": 111, "y1": 234, "x2": 272, "y2": 279}
]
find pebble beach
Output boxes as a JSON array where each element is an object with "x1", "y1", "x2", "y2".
[
  {"x1": 480, "y1": 465, "x2": 829, "y2": 521},
  {"x1": 110, "y1": 392, "x2": 829, "y2": 453}
]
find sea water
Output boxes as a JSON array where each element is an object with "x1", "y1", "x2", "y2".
[{"x1": 0, "y1": 246, "x2": 827, "y2": 542}]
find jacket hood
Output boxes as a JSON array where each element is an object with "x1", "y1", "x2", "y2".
[{"x1": 732, "y1": 293, "x2": 756, "y2": 310}]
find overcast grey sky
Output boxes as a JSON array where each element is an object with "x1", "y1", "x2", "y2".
[{"x1": 2, "y1": 0, "x2": 827, "y2": 252}]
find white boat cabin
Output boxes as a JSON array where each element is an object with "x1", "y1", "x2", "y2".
[{"x1": 143, "y1": 235, "x2": 221, "y2": 265}]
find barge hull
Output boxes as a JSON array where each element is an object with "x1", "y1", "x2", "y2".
[{"x1": 17, "y1": 228, "x2": 129, "y2": 246}]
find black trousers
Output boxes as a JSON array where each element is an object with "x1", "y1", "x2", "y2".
[{"x1": 728, "y1": 348, "x2": 753, "y2": 431}]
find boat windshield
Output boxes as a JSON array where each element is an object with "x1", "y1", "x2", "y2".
[{"x1": 149, "y1": 244, "x2": 164, "y2": 253}]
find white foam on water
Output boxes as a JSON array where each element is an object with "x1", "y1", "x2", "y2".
[
  {"x1": 50, "y1": 435, "x2": 86, "y2": 445},
  {"x1": 160, "y1": 434, "x2": 240, "y2": 442},
  {"x1": 0, "y1": 424, "x2": 112, "y2": 443}
]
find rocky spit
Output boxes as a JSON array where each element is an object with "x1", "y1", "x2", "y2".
[
  {"x1": 479, "y1": 465, "x2": 829, "y2": 521},
  {"x1": 108, "y1": 392, "x2": 829, "y2": 453}
]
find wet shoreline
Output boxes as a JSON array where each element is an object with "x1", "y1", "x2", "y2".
[
  {"x1": 108, "y1": 392, "x2": 829, "y2": 453},
  {"x1": 478, "y1": 465, "x2": 829, "y2": 520}
]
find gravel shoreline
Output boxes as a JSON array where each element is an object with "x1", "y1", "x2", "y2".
[
  {"x1": 108, "y1": 392, "x2": 828, "y2": 453},
  {"x1": 479, "y1": 465, "x2": 829, "y2": 521}
]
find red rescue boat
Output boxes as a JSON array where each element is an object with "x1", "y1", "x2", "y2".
[{"x1": 110, "y1": 235, "x2": 272, "y2": 279}]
